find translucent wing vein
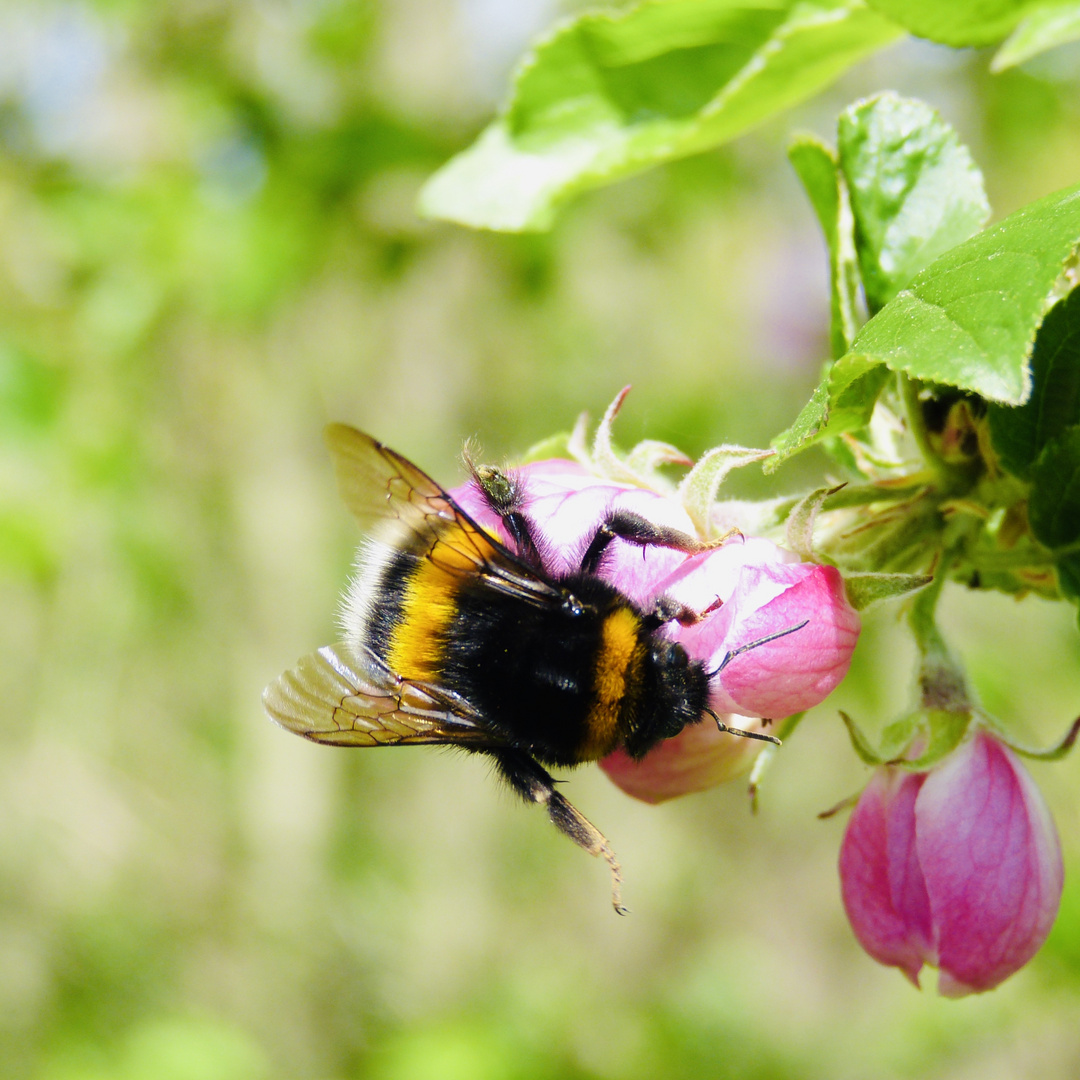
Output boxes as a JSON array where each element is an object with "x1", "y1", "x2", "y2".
[
  {"x1": 263, "y1": 642, "x2": 496, "y2": 748},
  {"x1": 325, "y1": 423, "x2": 565, "y2": 609}
]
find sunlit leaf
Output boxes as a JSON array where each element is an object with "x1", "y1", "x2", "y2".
[
  {"x1": 420, "y1": 0, "x2": 903, "y2": 231},
  {"x1": 992, "y1": 1, "x2": 1080, "y2": 68},
  {"x1": 864, "y1": 0, "x2": 1045, "y2": 45},
  {"x1": 771, "y1": 183, "x2": 1080, "y2": 463},
  {"x1": 1029, "y1": 424, "x2": 1080, "y2": 549},
  {"x1": 789, "y1": 134, "x2": 860, "y2": 357},
  {"x1": 847, "y1": 181, "x2": 1080, "y2": 405},
  {"x1": 837, "y1": 94, "x2": 989, "y2": 313},
  {"x1": 767, "y1": 354, "x2": 891, "y2": 468}
]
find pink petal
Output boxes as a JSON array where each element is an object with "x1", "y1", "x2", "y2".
[
  {"x1": 652, "y1": 536, "x2": 795, "y2": 615},
  {"x1": 915, "y1": 732, "x2": 1063, "y2": 997},
  {"x1": 454, "y1": 465, "x2": 701, "y2": 605},
  {"x1": 839, "y1": 768, "x2": 936, "y2": 986},
  {"x1": 599, "y1": 717, "x2": 770, "y2": 804}
]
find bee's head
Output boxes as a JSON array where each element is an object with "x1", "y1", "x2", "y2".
[{"x1": 623, "y1": 638, "x2": 710, "y2": 759}]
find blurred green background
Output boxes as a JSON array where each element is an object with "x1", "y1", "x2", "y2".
[{"x1": 4, "y1": 2, "x2": 1080, "y2": 1078}]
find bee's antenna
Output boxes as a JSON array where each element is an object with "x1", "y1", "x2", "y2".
[
  {"x1": 704, "y1": 705, "x2": 782, "y2": 746},
  {"x1": 708, "y1": 619, "x2": 810, "y2": 677},
  {"x1": 701, "y1": 619, "x2": 809, "y2": 746}
]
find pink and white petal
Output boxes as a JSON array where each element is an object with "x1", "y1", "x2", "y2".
[
  {"x1": 599, "y1": 718, "x2": 770, "y2": 804},
  {"x1": 839, "y1": 769, "x2": 936, "y2": 986},
  {"x1": 451, "y1": 463, "x2": 627, "y2": 565},
  {"x1": 455, "y1": 464, "x2": 701, "y2": 602},
  {"x1": 915, "y1": 733, "x2": 1063, "y2": 997},
  {"x1": 654, "y1": 537, "x2": 794, "y2": 622}
]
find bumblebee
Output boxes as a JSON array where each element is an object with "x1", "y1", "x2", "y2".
[{"x1": 263, "y1": 425, "x2": 792, "y2": 912}]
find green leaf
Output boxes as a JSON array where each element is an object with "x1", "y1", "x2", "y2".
[
  {"x1": 789, "y1": 135, "x2": 860, "y2": 357},
  {"x1": 772, "y1": 108, "x2": 1072, "y2": 468},
  {"x1": 420, "y1": 0, "x2": 904, "y2": 232},
  {"x1": 864, "y1": 0, "x2": 1046, "y2": 46},
  {"x1": 837, "y1": 94, "x2": 989, "y2": 313},
  {"x1": 1028, "y1": 424, "x2": 1080, "y2": 548},
  {"x1": 993, "y1": 1, "x2": 1080, "y2": 67},
  {"x1": 846, "y1": 181, "x2": 1080, "y2": 405},
  {"x1": 988, "y1": 286, "x2": 1080, "y2": 479},
  {"x1": 767, "y1": 354, "x2": 891, "y2": 469},
  {"x1": 770, "y1": 368, "x2": 832, "y2": 465},
  {"x1": 1059, "y1": 554, "x2": 1080, "y2": 605}
]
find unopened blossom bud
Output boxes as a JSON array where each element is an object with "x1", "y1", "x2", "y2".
[
  {"x1": 839, "y1": 730, "x2": 1063, "y2": 996},
  {"x1": 455, "y1": 459, "x2": 859, "y2": 801},
  {"x1": 664, "y1": 548, "x2": 861, "y2": 719}
]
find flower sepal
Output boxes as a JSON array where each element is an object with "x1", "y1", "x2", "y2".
[
  {"x1": 784, "y1": 484, "x2": 843, "y2": 558},
  {"x1": 558, "y1": 387, "x2": 778, "y2": 534},
  {"x1": 747, "y1": 712, "x2": 806, "y2": 810},
  {"x1": 587, "y1": 386, "x2": 690, "y2": 490},
  {"x1": 841, "y1": 571, "x2": 934, "y2": 611},
  {"x1": 839, "y1": 710, "x2": 890, "y2": 766},
  {"x1": 839, "y1": 707, "x2": 973, "y2": 770},
  {"x1": 983, "y1": 713, "x2": 1080, "y2": 762},
  {"x1": 678, "y1": 444, "x2": 775, "y2": 537}
]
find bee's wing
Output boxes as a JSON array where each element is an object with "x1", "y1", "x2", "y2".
[
  {"x1": 324, "y1": 423, "x2": 564, "y2": 609},
  {"x1": 263, "y1": 642, "x2": 499, "y2": 748},
  {"x1": 325, "y1": 423, "x2": 449, "y2": 535}
]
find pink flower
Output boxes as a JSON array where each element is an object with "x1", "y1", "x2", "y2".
[
  {"x1": 839, "y1": 731, "x2": 1063, "y2": 996},
  {"x1": 453, "y1": 459, "x2": 860, "y2": 801}
]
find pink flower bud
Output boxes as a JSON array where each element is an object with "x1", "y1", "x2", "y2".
[
  {"x1": 839, "y1": 731, "x2": 1063, "y2": 996},
  {"x1": 670, "y1": 556, "x2": 861, "y2": 719}
]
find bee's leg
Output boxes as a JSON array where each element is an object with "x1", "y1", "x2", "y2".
[
  {"x1": 490, "y1": 748, "x2": 626, "y2": 915},
  {"x1": 641, "y1": 592, "x2": 711, "y2": 632},
  {"x1": 581, "y1": 510, "x2": 729, "y2": 629},
  {"x1": 580, "y1": 510, "x2": 717, "y2": 575},
  {"x1": 468, "y1": 463, "x2": 541, "y2": 565}
]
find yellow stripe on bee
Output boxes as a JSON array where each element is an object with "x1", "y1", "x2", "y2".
[
  {"x1": 580, "y1": 606, "x2": 644, "y2": 761},
  {"x1": 386, "y1": 523, "x2": 494, "y2": 683}
]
